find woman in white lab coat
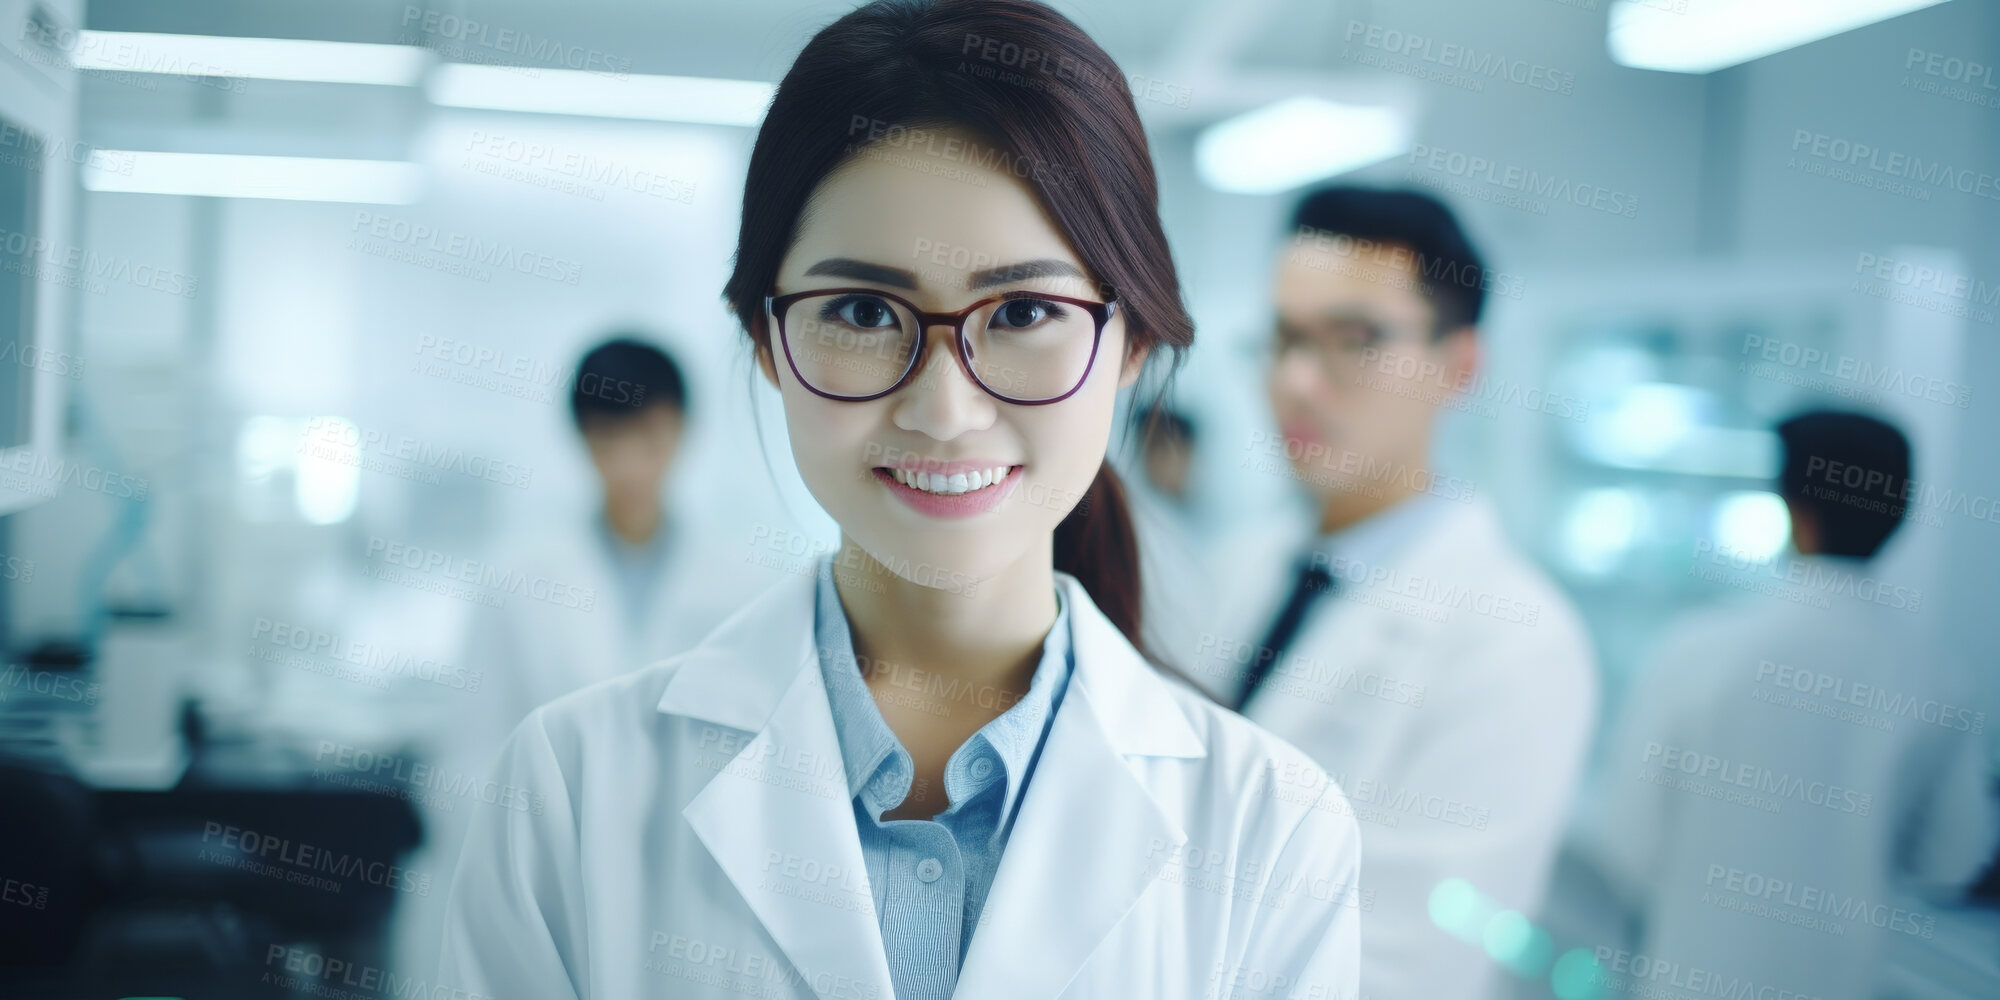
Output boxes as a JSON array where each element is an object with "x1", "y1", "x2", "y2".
[{"x1": 437, "y1": 2, "x2": 1363, "y2": 998}]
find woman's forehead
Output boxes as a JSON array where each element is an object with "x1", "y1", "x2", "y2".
[{"x1": 783, "y1": 139, "x2": 1082, "y2": 288}]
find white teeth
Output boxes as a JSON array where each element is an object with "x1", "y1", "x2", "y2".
[{"x1": 891, "y1": 465, "x2": 1013, "y2": 495}]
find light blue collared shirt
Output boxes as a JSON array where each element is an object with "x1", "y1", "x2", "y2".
[
  {"x1": 812, "y1": 556, "x2": 1073, "y2": 1000},
  {"x1": 1309, "y1": 490, "x2": 1454, "y2": 580},
  {"x1": 593, "y1": 509, "x2": 675, "y2": 635}
]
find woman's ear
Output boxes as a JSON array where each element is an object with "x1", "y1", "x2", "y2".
[
  {"x1": 1118, "y1": 339, "x2": 1152, "y2": 389},
  {"x1": 752, "y1": 315, "x2": 781, "y2": 389}
]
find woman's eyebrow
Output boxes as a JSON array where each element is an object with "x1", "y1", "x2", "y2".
[
  {"x1": 967, "y1": 258, "x2": 1085, "y2": 289},
  {"x1": 803, "y1": 257, "x2": 918, "y2": 288}
]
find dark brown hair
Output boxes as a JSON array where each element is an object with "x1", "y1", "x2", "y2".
[{"x1": 723, "y1": 0, "x2": 1193, "y2": 652}]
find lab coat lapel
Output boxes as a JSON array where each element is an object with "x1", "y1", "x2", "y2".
[
  {"x1": 666, "y1": 574, "x2": 897, "y2": 1000},
  {"x1": 954, "y1": 575, "x2": 1204, "y2": 1000}
]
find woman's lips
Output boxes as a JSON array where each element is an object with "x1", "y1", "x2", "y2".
[
  {"x1": 874, "y1": 465, "x2": 1022, "y2": 519},
  {"x1": 1281, "y1": 422, "x2": 1323, "y2": 450}
]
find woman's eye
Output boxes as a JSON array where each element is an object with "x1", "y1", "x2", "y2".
[
  {"x1": 826, "y1": 296, "x2": 899, "y2": 329},
  {"x1": 994, "y1": 299, "x2": 1060, "y2": 329}
]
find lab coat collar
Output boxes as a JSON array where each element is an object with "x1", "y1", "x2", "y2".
[
  {"x1": 662, "y1": 567, "x2": 1205, "y2": 1000},
  {"x1": 656, "y1": 568, "x2": 1205, "y2": 759}
]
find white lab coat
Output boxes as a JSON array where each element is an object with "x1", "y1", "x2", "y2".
[
  {"x1": 449, "y1": 511, "x2": 779, "y2": 766},
  {"x1": 1576, "y1": 557, "x2": 1996, "y2": 999},
  {"x1": 394, "y1": 511, "x2": 783, "y2": 981},
  {"x1": 438, "y1": 569, "x2": 1364, "y2": 1000},
  {"x1": 1184, "y1": 497, "x2": 1598, "y2": 1000}
]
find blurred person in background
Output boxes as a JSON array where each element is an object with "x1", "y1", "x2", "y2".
[
  {"x1": 1127, "y1": 403, "x2": 1211, "y2": 657},
  {"x1": 456, "y1": 336, "x2": 745, "y2": 731},
  {"x1": 1576, "y1": 410, "x2": 1997, "y2": 998},
  {"x1": 1138, "y1": 404, "x2": 1198, "y2": 507},
  {"x1": 1186, "y1": 185, "x2": 1598, "y2": 1000}
]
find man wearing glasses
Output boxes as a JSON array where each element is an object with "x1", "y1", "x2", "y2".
[{"x1": 1188, "y1": 186, "x2": 1597, "y2": 1000}]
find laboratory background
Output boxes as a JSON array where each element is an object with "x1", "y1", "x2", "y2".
[{"x1": 0, "y1": 0, "x2": 1995, "y2": 997}]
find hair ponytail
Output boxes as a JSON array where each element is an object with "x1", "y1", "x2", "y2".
[{"x1": 1053, "y1": 461, "x2": 1145, "y2": 653}]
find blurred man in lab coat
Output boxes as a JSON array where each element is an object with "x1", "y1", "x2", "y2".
[
  {"x1": 1577, "y1": 411, "x2": 1996, "y2": 999},
  {"x1": 1184, "y1": 186, "x2": 1598, "y2": 1000},
  {"x1": 456, "y1": 336, "x2": 753, "y2": 748}
]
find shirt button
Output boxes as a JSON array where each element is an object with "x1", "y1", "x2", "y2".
[
  {"x1": 916, "y1": 858, "x2": 944, "y2": 883},
  {"x1": 971, "y1": 757, "x2": 995, "y2": 780}
]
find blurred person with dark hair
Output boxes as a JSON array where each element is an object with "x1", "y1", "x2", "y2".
[
  {"x1": 1185, "y1": 184, "x2": 1598, "y2": 1000},
  {"x1": 454, "y1": 334, "x2": 758, "y2": 746},
  {"x1": 1577, "y1": 409, "x2": 1995, "y2": 999}
]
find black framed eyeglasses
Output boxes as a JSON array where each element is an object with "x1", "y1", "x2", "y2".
[{"x1": 764, "y1": 286, "x2": 1118, "y2": 405}]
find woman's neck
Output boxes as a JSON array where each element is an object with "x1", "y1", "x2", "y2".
[{"x1": 830, "y1": 538, "x2": 1058, "y2": 699}]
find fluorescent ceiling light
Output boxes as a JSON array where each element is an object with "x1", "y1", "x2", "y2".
[
  {"x1": 72, "y1": 30, "x2": 429, "y2": 86},
  {"x1": 82, "y1": 151, "x2": 423, "y2": 204},
  {"x1": 1608, "y1": 0, "x2": 1950, "y2": 74},
  {"x1": 1195, "y1": 96, "x2": 1409, "y2": 195},
  {"x1": 428, "y1": 65, "x2": 776, "y2": 126}
]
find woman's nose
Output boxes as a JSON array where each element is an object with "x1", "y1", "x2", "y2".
[{"x1": 892, "y1": 323, "x2": 997, "y2": 439}]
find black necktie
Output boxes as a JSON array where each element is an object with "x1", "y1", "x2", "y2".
[{"x1": 1234, "y1": 558, "x2": 1337, "y2": 712}]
